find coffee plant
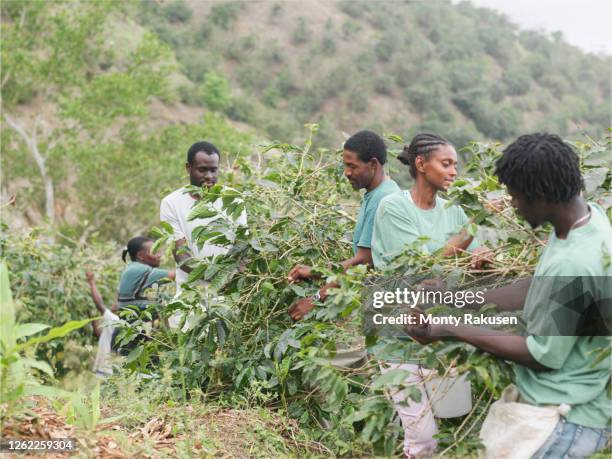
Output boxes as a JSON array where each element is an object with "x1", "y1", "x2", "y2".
[
  {"x1": 3, "y1": 127, "x2": 609, "y2": 456},
  {"x1": 124, "y1": 128, "x2": 610, "y2": 456}
]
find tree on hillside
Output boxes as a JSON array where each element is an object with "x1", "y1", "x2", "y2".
[
  {"x1": 201, "y1": 71, "x2": 233, "y2": 112},
  {"x1": 1, "y1": 1, "x2": 171, "y2": 226}
]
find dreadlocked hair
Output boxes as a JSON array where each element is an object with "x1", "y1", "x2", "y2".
[
  {"x1": 122, "y1": 236, "x2": 152, "y2": 263},
  {"x1": 495, "y1": 133, "x2": 583, "y2": 203},
  {"x1": 397, "y1": 133, "x2": 451, "y2": 178}
]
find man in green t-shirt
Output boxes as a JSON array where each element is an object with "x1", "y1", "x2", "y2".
[
  {"x1": 406, "y1": 133, "x2": 611, "y2": 458},
  {"x1": 287, "y1": 130, "x2": 399, "y2": 320}
]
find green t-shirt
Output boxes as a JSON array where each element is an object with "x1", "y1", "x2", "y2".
[
  {"x1": 352, "y1": 179, "x2": 400, "y2": 255},
  {"x1": 118, "y1": 261, "x2": 170, "y2": 301},
  {"x1": 368, "y1": 190, "x2": 478, "y2": 362},
  {"x1": 515, "y1": 203, "x2": 612, "y2": 429},
  {"x1": 371, "y1": 190, "x2": 479, "y2": 268}
]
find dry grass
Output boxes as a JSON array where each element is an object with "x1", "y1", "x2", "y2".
[{"x1": 2, "y1": 395, "x2": 326, "y2": 458}]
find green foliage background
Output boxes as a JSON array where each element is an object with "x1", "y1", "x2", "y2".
[{"x1": 1, "y1": 0, "x2": 611, "y2": 456}]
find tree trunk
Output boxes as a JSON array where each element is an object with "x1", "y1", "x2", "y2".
[{"x1": 3, "y1": 114, "x2": 55, "y2": 223}]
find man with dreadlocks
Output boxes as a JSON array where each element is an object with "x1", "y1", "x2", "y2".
[
  {"x1": 372, "y1": 132, "x2": 489, "y2": 266},
  {"x1": 404, "y1": 133, "x2": 611, "y2": 458},
  {"x1": 369, "y1": 132, "x2": 489, "y2": 458}
]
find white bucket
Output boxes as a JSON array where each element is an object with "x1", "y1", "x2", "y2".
[{"x1": 424, "y1": 371, "x2": 472, "y2": 418}]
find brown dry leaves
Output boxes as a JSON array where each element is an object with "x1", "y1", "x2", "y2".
[
  {"x1": 3, "y1": 398, "x2": 177, "y2": 459},
  {"x1": 2, "y1": 397, "x2": 75, "y2": 459},
  {"x1": 2, "y1": 404, "x2": 75, "y2": 440},
  {"x1": 3, "y1": 398, "x2": 322, "y2": 458},
  {"x1": 92, "y1": 416, "x2": 176, "y2": 458}
]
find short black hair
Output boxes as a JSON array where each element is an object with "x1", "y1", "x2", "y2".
[
  {"x1": 397, "y1": 133, "x2": 451, "y2": 178},
  {"x1": 344, "y1": 130, "x2": 387, "y2": 165},
  {"x1": 122, "y1": 236, "x2": 152, "y2": 263},
  {"x1": 187, "y1": 141, "x2": 220, "y2": 164},
  {"x1": 495, "y1": 133, "x2": 583, "y2": 203}
]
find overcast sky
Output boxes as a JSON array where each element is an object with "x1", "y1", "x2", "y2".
[{"x1": 459, "y1": 0, "x2": 612, "y2": 55}]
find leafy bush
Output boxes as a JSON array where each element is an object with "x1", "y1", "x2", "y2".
[
  {"x1": 210, "y1": 1, "x2": 243, "y2": 30},
  {"x1": 292, "y1": 17, "x2": 311, "y2": 45},
  {"x1": 346, "y1": 84, "x2": 369, "y2": 113},
  {"x1": 373, "y1": 74, "x2": 394, "y2": 96},
  {"x1": 224, "y1": 35, "x2": 256, "y2": 61},
  {"x1": 178, "y1": 48, "x2": 214, "y2": 83},
  {"x1": 292, "y1": 89, "x2": 325, "y2": 119},
  {"x1": 197, "y1": 19, "x2": 213, "y2": 41},
  {"x1": 178, "y1": 83, "x2": 200, "y2": 106},
  {"x1": 236, "y1": 62, "x2": 269, "y2": 92},
  {"x1": 0, "y1": 226, "x2": 121, "y2": 375},
  {"x1": 338, "y1": 0, "x2": 366, "y2": 18},
  {"x1": 448, "y1": 60, "x2": 487, "y2": 92},
  {"x1": 162, "y1": 0, "x2": 193, "y2": 23},
  {"x1": 479, "y1": 104, "x2": 521, "y2": 140},
  {"x1": 374, "y1": 33, "x2": 396, "y2": 62},
  {"x1": 201, "y1": 71, "x2": 233, "y2": 112},
  {"x1": 341, "y1": 19, "x2": 362, "y2": 39},
  {"x1": 275, "y1": 69, "x2": 297, "y2": 98},
  {"x1": 268, "y1": 2, "x2": 284, "y2": 23},
  {"x1": 226, "y1": 96, "x2": 256, "y2": 123},
  {"x1": 321, "y1": 33, "x2": 337, "y2": 56},
  {"x1": 261, "y1": 115, "x2": 301, "y2": 143},
  {"x1": 260, "y1": 42, "x2": 285, "y2": 65},
  {"x1": 134, "y1": 128, "x2": 612, "y2": 457},
  {"x1": 263, "y1": 85, "x2": 280, "y2": 108},
  {"x1": 393, "y1": 59, "x2": 419, "y2": 89},
  {"x1": 318, "y1": 66, "x2": 349, "y2": 99},
  {"x1": 0, "y1": 258, "x2": 92, "y2": 417}
]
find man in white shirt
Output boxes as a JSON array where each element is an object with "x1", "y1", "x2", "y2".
[{"x1": 160, "y1": 141, "x2": 246, "y2": 295}]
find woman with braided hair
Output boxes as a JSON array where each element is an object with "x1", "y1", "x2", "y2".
[
  {"x1": 87, "y1": 236, "x2": 175, "y2": 374},
  {"x1": 372, "y1": 132, "x2": 490, "y2": 266},
  {"x1": 370, "y1": 133, "x2": 489, "y2": 458},
  {"x1": 116, "y1": 236, "x2": 175, "y2": 311}
]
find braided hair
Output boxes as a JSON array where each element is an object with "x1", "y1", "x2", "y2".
[
  {"x1": 397, "y1": 133, "x2": 451, "y2": 178},
  {"x1": 495, "y1": 133, "x2": 583, "y2": 203},
  {"x1": 122, "y1": 236, "x2": 152, "y2": 263}
]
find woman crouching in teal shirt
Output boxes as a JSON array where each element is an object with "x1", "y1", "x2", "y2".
[
  {"x1": 370, "y1": 133, "x2": 489, "y2": 458},
  {"x1": 118, "y1": 236, "x2": 175, "y2": 311},
  {"x1": 88, "y1": 236, "x2": 175, "y2": 370},
  {"x1": 116, "y1": 236, "x2": 175, "y2": 353}
]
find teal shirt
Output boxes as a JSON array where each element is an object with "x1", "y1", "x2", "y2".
[
  {"x1": 515, "y1": 203, "x2": 612, "y2": 429},
  {"x1": 371, "y1": 190, "x2": 479, "y2": 268},
  {"x1": 352, "y1": 179, "x2": 400, "y2": 254},
  {"x1": 369, "y1": 190, "x2": 478, "y2": 362},
  {"x1": 118, "y1": 262, "x2": 170, "y2": 300}
]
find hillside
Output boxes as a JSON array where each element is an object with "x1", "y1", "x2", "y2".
[
  {"x1": 0, "y1": 1, "x2": 258, "y2": 240},
  {"x1": 2, "y1": 2, "x2": 611, "y2": 457},
  {"x1": 2, "y1": 0, "x2": 611, "y2": 241},
  {"x1": 137, "y1": 0, "x2": 611, "y2": 148}
]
